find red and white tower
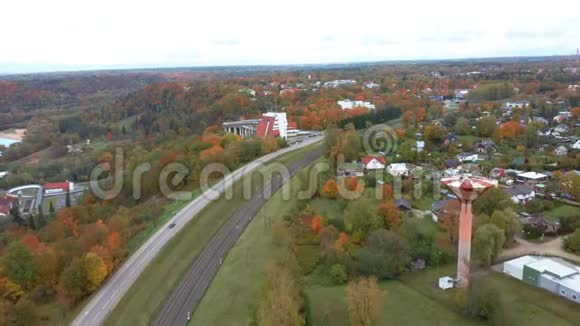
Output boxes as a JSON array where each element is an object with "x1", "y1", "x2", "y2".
[{"x1": 441, "y1": 175, "x2": 497, "y2": 287}]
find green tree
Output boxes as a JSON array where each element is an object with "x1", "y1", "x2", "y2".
[
  {"x1": 2, "y1": 242, "x2": 38, "y2": 290},
  {"x1": 476, "y1": 116, "x2": 497, "y2": 137},
  {"x1": 59, "y1": 258, "x2": 87, "y2": 303},
  {"x1": 473, "y1": 224, "x2": 505, "y2": 267},
  {"x1": 351, "y1": 230, "x2": 410, "y2": 279},
  {"x1": 564, "y1": 229, "x2": 580, "y2": 252},
  {"x1": 524, "y1": 125, "x2": 538, "y2": 148},
  {"x1": 473, "y1": 187, "x2": 513, "y2": 216},
  {"x1": 490, "y1": 209, "x2": 521, "y2": 245},
  {"x1": 344, "y1": 198, "x2": 384, "y2": 240},
  {"x1": 342, "y1": 133, "x2": 362, "y2": 161},
  {"x1": 454, "y1": 117, "x2": 471, "y2": 135}
]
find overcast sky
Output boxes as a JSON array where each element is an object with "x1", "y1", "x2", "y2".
[{"x1": 1, "y1": 0, "x2": 579, "y2": 73}]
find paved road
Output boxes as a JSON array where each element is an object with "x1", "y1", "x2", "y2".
[
  {"x1": 71, "y1": 136, "x2": 324, "y2": 326},
  {"x1": 153, "y1": 146, "x2": 325, "y2": 326}
]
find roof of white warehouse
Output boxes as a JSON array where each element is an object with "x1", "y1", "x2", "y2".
[
  {"x1": 527, "y1": 258, "x2": 579, "y2": 279},
  {"x1": 517, "y1": 171, "x2": 548, "y2": 180}
]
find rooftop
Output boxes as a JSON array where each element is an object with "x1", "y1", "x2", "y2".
[
  {"x1": 527, "y1": 258, "x2": 578, "y2": 279},
  {"x1": 517, "y1": 171, "x2": 548, "y2": 179}
]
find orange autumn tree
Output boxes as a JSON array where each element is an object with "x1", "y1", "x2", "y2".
[
  {"x1": 311, "y1": 215, "x2": 323, "y2": 234},
  {"x1": 344, "y1": 177, "x2": 364, "y2": 193},
  {"x1": 334, "y1": 232, "x2": 349, "y2": 252},
  {"x1": 499, "y1": 121, "x2": 523, "y2": 139},
  {"x1": 378, "y1": 201, "x2": 402, "y2": 230},
  {"x1": 380, "y1": 184, "x2": 394, "y2": 201},
  {"x1": 322, "y1": 179, "x2": 339, "y2": 198}
]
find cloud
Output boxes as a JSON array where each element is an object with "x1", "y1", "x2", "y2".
[{"x1": 0, "y1": 0, "x2": 578, "y2": 73}]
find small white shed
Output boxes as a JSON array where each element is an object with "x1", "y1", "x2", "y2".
[{"x1": 438, "y1": 276, "x2": 454, "y2": 290}]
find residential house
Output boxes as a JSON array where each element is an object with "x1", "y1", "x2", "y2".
[
  {"x1": 489, "y1": 168, "x2": 508, "y2": 182},
  {"x1": 573, "y1": 140, "x2": 580, "y2": 150},
  {"x1": 504, "y1": 184, "x2": 536, "y2": 204},
  {"x1": 554, "y1": 124, "x2": 569, "y2": 134},
  {"x1": 386, "y1": 163, "x2": 418, "y2": 177},
  {"x1": 395, "y1": 199, "x2": 412, "y2": 211},
  {"x1": 0, "y1": 171, "x2": 8, "y2": 179},
  {"x1": 521, "y1": 216, "x2": 560, "y2": 235},
  {"x1": 431, "y1": 199, "x2": 458, "y2": 223},
  {"x1": 361, "y1": 156, "x2": 386, "y2": 170},
  {"x1": 337, "y1": 163, "x2": 364, "y2": 177},
  {"x1": 444, "y1": 159, "x2": 462, "y2": 169},
  {"x1": 553, "y1": 145, "x2": 568, "y2": 156},
  {"x1": 457, "y1": 152, "x2": 478, "y2": 163},
  {"x1": 532, "y1": 117, "x2": 549, "y2": 125},
  {"x1": 474, "y1": 140, "x2": 496, "y2": 153},
  {"x1": 537, "y1": 128, "x2": 552, "y2": 137}
]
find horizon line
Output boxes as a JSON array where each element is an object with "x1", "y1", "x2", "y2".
[{"x1": 0, "y1": 53, "x2": 578, "y2": 77}]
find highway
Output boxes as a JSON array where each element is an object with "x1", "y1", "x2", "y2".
[
  {"x1": 71, "y1": 135, "x2": 324, "y2": 326},
  {"x1": 153, "y1": 145, "x2": 325, "y2": 326}
]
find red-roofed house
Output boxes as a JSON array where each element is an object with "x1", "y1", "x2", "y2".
[
  {"x1": 361, "y1": 156, "x2": 386, "y2": 170},
  {"x1": 44, "y1": 181, "x2": 74, "y2": 194},
  {"x1": 0, "y1": 196, "x2": 17, "y2": 216}
]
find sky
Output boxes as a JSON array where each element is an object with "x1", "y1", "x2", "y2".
[{"x1": 1, "y1": 0, "x2": 579, "y2": 74}]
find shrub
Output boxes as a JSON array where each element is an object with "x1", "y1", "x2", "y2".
[{"x1": 330, "y1": 264, "x2": 348, "y2": 285}]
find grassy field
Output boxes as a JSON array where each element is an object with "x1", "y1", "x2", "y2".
[
  {"x1": 190, "y1": 161, "x2": 315, "y2": 325},
  {"x1": 543, "y1": 203, "x2": 580, "y2": 221},
  {"x1": 307, "y1": 281, "x2": 479, "y2": 326},
  {"x1": 398, "y1": 265, "x2": 580, "y2": 326},
  {"x1": 456, "y1": 134, "x2": 485, "y2": 143},
  {"x1": 105, "y1": 142, "x2": 323, "y2": 326}
]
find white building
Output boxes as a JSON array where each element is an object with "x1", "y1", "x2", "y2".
[
  {"x1": 323, "y1": 80, "x2": 356, "y2": 88},
  {"x1": 386, "y1": 163, "x2": 418, "y2": 177},
  {"x1": 573, "y1": 140, "x2": 580, "y2": 150},
  {"x1": 262, "y1": 112, "x2": 288, "y2": 139},
  {"x1": 502, "y1": 256, "x2": 580, "y2": 304},
  {"x1": 516, "y1": 171, "x2": 548, "y2": 184},
  {"x1": 337, "y1": 99, "x2": 376, "y2": 110},
  {"x1": 457, "y1": 152, "x2": 478, "y2": 163},
  {"x1": 553, "y1": 145, "x2": 568, "y2": 156}
]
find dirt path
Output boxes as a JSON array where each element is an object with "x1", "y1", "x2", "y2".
[{"x1": 498, "y1": 236, "x2": 580, "y2": 263}]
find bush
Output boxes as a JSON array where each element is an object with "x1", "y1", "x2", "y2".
[
  {"x1": 295, "y1": 245, "x2": 320, "y2": 275},
  {"x1": 564, "y1": 229, "x2": 580, "y2": 252},
  {"x1": 522, "y1": 223, "x2": 545, "y2": 240},
  {"x1": 330, "y1": 264, "x2": 348, "y2": 285}
]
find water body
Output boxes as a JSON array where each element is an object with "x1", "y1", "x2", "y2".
[{"x1": 0, "y1": 137, "x2": 21, "y2": 147}]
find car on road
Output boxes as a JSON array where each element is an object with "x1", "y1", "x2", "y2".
[{"x1": 169, "y1": 223, "x2": 176, "y2": 229}]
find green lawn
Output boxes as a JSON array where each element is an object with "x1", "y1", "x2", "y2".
[
  {"x1": 399, "y1": 265, "x2": 580, "y2": 326},
  {"x1": 412, "y1": 193, "x2": 435, "y2": 211},
  {"x1": 543, "y1": 203, "x2": 580, "y2": 221},
  {"x1": 105, "y1": 142, "x2": 323, "y2": 326},
  {"x1": 307, "y1": 281, "x2": 478, "y2": 326},
  {"x1": 456, "y1": 134, "x2": 485, "y2": 143}
]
